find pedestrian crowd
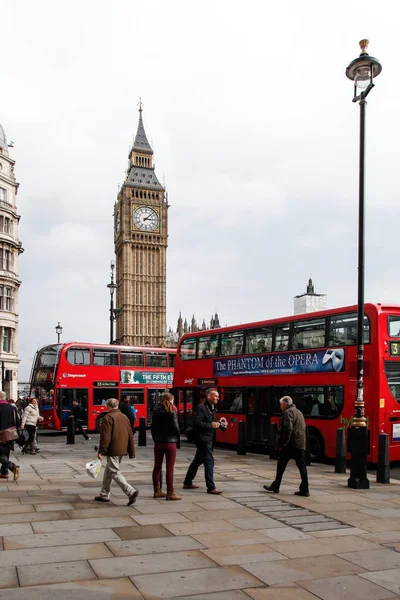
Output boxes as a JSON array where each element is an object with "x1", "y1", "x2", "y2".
[{"x1": 0, "y1": 388, "x2": 309, "y2": 501}]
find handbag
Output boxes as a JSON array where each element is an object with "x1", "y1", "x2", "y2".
[{"x1": 0, "y1": 426, "x2": 19, "y2": 444}]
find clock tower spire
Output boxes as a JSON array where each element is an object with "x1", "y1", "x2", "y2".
[{"x1": 114, "y1": 104, "x2": 168, "y2": 346}]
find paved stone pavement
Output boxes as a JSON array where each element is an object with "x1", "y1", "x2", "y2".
[{"x1": 1, "y1": 434, "x2": 400, "y2": 599}]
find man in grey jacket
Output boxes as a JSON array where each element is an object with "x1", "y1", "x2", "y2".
[{"x1": 264, "y1": 396, "x2": 309, "y2": 497}]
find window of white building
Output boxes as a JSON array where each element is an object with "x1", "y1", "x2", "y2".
[
  {"x1": 0, "y1": 188, "x2": 6, "y2": 202},
  {"x1": 2, "y1": 327, "x2": 11, "y2": 352}
]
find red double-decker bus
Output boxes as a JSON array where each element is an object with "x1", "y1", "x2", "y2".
[
  {"x1": 29, "y1": 342, "x2": 176, "y2": 432},
  {"x1": 173, "y1": 303, "x2": 400, "y2": 463}
]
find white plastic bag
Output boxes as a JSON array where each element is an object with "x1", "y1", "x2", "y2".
[{"x1": 86, "y1": 459, "x2": 102, "y2": 479}]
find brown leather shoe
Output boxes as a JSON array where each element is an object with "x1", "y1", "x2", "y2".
[
  {"x1": 13, "y1": 466, "x2": 20, "y2": 481},
  {"x1": 183, "y1": 484, "x2": 199, "y2": 489},
  {"x1": 207, "y1": 488, "x2": 223, "y2": 495}
]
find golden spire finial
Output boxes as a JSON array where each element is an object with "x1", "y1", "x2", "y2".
[{"x1": 359, "y1": 39, "x2": 369, "y2": 55}]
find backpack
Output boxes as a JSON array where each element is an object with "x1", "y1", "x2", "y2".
[{"x1": 130, "y1": 405, "x2": 137, "y2": 422}]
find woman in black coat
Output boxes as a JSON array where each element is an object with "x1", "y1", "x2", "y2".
[{"x1": 151, "y1": 392, "x2": 181, "y2": 501}]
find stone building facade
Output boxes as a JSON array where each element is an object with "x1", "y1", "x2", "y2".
[
  {"x1": 0, "y1": 124, "x2": 23, "y2": 398},
  {"x1": 114, "y1": 106, "x2": 168, "y2": 346}
]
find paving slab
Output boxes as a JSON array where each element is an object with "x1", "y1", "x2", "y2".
[
  {"x1": 0, "y1": 523, "x2": 33, "y2": 537},
  {"x1": 240, "y1": 554, "x2": 367, "y2": 585},
  {"x1": 227, "y1": 516, "x2": 286, "y2": 530},
  {"x1": 17, "y1": 560, "x2": 97, "y2": 588},
  {"x1": 66, "y1": 506, "x2": 140, "y2": 519},
  {"x1": 245, "y1": 582, "x2": 331, "y2": 599},
  {"x1": 192, "y1": 530, "x2": 274, "y2": 548},
  {"x1": 202, "y1": 544, "x2": 287, "y2": 566},
  {"x1": 107, "y1": 534, "x2": 204, "y2": 556},
  {"x1": 162, "y1": 520, "x2": 239, "y2": 536},
  {"x1": 133, "y1": 512, "x2": 191, "y2": 526},
  {"x1": 32, "y1": 516, "x2": 135, "y2": 533},
  {"x1": 266, "y1": 535, "x2": 380, "y2": 558},
  {"x1": 338, "y1": 547, "x2": 400, "y2": 570},
  {"x1": 183, "y1": 508, "x2": 257, "y2": 522},
  {"x1": 0, "y1": 511, "x2": 69, "y2": 525},
  {"x1": 131, "y1": 565, "x2": 264, "y2": 598},
  {"x1": 259, "y1": 527, "x2": 313, "y2": 542},
  {"x1": 3, "y1": 528, "x2": 121, "y2": 550},
  {"x1": 0, "y1": 567, "x2": 18, "y2": 589},
  {"x1": 134, "y1": 502, "x2": 199, "y2": 514},
  {"x1": 299, "y1": 574, "x2": 397, "y2": 600},
  {"x1": 360, "y1": 569, "x2": 400, "y2": 595},
  {"x1": 0, "y1": 504, "x2": 35, "y2": 515},
  {"x1": 113, "y1": 524, "x2": 173, "y2": 540},
  {"x1": 177, "y1": 592, "x2": 250, "y2": 600},
  {"x1": 0, "y1": 542, "x2": 113, "y2": 567},
  {"x1": 90, "y1": 549, "x2": 216, "y2": 578}
]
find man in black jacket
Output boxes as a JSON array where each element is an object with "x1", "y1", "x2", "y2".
[
  {"x1": 183, "y1": 388, "x2": 223, "y2": 495},
  {"x1": 71, "y1": 400, "x2": 91, "y2": 442},
  {"x1": 0, "y1": 391, "x2": 20, "y2": 480}
]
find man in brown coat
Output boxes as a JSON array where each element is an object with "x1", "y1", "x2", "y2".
[
  {"x1": 95, "y1": 398, "x2": 138, "y2": 506},
  {"x1": 264, "y1": 396, "x2": 309, "y2": 497}
]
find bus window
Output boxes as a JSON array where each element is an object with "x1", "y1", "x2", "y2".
[
  {"x1": 121, "y1": 351, "x2": 144, "y2": 367},
  {"x1": 245, "y1": 327, "x2": 273, "y2": 354},
  {"x1": 328, "y1": 313, "x2": 370, "y2": 346},
  {"x1": 197, "y1": 335, "x2": 219, "y2": 358},
  {"x1": 179, "y1": 337, "x2": 196, "y2": 360},
  {"x1": 219, "y1": 388, "x2": 243, "y2": 412},
  {"x1": 292, "y1": 318, "x2": 326, "y2": 350},
  {"x1": 220, "y1": 331, "x2": 244, "y2": 357},
  {"x1": 385, "y1": 361, "x2": 400, "y2": 404},
  {"x1": 275, "y1": 323, "x2": 290, "y2": 351},
  {"x1": 93, "y1": 387, "x2": 119, "y2": 405},
  {"x1": 121, "y1": 389, "x2": 144, "y2": 405},
  {"x1": 388, "y1": 315, "x2": 400, "y2": 337},
  {"x1": 66, "y1": 348, "x2": 91, "y2": 366},
  {"x1": 168, "y1": 353, "x2": 176, "y2": 368},
  {"x1": 93, "y1": 349, "x2": 119, "y2": 366},
  {"x1": 146, "y1": 352, "x2": 167, "y2": 368}
]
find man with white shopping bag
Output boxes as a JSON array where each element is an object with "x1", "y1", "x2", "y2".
[{"x1": 95, "y1": 398, "x2": 138, "y2": 506}]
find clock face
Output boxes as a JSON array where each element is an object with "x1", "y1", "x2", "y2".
[{"x1": 133, "y1": 206, "x2": 159, "y2": 231}]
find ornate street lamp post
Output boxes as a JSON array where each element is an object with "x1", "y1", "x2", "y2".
[
  {"x1": 55, "y1": 322, "x2": 63, "y2": 344},
  {"x1": 346, "y1": 40, "x2": 382, "y2": 489},
  {"x1": 107, "y1": 261, "x2": 117, "y2": 344}
]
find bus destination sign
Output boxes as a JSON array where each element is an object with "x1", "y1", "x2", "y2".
[
  {"x1": 94, "y1": 381, "x2": 118, "y2": 387},
  {"x1": 213, "y1": 348, "x2": 345, "y2": 377},
  {"x1": 120, "y1": 371, "x2": 173, "y2": 385},
  {"x1": 197, "y1": 378, "x2": 218, "y2": 386},
  {"x1": 389, "y1": 342, "x2": 400, "y2": 357}
]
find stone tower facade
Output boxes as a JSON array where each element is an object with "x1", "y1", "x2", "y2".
[
  {"x1": 114, "y1": 106, "x2": 168, "y2": 346},
  {"x1": 0, "y1": 124, "x2": 23, "y2": 398}
]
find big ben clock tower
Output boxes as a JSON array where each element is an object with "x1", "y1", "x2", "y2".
[{"x1": 114, "y1": 104, "x2": 168, "y2": 346}]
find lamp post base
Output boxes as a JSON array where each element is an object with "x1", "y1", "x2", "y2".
[{"x1": 348, "y1": 426, "x2": 370, "y2": 489}]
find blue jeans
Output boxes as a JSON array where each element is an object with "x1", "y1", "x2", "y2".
[{"x1": 184, "y1": 443, "x2": 215, "y2": 491}]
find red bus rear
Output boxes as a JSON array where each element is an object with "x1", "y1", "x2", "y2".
[
  {"x1": 173, "y1": 303, "x2": 400, "y2": 463},
  {"x1": 29, "y1": 342, "x2": 175, "y2": 431}
]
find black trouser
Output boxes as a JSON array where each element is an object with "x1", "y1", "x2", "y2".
[
  {"x1": 273, "y1": 446, "x2": 309, "y2": 493},
  {"x1": 0, "y1": 442, "x2": 15, "y2": 475},
  {"x1": 184, "y1": 443, "x2": 215, "y2": 491},
  {"x1": 75, "y1": 420, "x2": 89, "y2": 440}
]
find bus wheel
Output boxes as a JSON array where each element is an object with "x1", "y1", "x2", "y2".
[
  {"x1": 96, "y1": 416, "x2": 105, "y2": 433},
  {"x1": 309, "y1": 429, "x2": 325, "y2": 462}
]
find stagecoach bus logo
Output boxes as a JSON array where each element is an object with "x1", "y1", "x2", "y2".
[
  {"x1": 184, "y1": 378, "x2": 194, "y2": 384},
  {"x1": 62, "y1": 373, "x2": 87, "y2": 379},
  {"x1": 322, "y1": 349, "x2": 344, "y2": 373}
]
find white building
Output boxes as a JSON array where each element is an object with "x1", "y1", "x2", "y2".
[
  {"x1": 0, "y1": 123, "x2": 23, "y2": 399},
  {"x1": 294, "y1": 277, "x2": 327, "y2": 315}
]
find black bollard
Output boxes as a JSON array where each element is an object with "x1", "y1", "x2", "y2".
[
  {"x1": 268, "y1": 423, "x2": 278, "y2": 460},
  {"x1": 335, "y1": 428, "x2": 347, "y2": 473},
  {"x1": 66, "y1": 415, "x2": 75, "y2": 445},
  {"x1": 376, "y1": 433, "x2": 390, "y2": 484},
  {"x1": 305, "y1": 427, "x2": 311, "y2": 466},
  {"x1": 237, "y1": 420, "x2": 246, "y2": 455},
  {"x1": 138, "y1": 417, "x2": 147, "y2": 447}
]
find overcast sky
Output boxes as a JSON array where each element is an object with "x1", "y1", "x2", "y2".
[{"x1": 2, "y1": 0, "x2": 400, "y2": 379}]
